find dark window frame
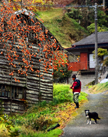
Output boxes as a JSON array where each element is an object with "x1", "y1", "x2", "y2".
[{"x1": 0, "y1": 84, "x2": 26, "y2": 100}]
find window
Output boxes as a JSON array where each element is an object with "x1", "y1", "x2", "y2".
[
  {"x1": 0, "y1": 85, "x2": 8, "y2": 97},
  {"x1": 0, "y1": 84, "x2": 26, "y2": 100},
  {"x1": 89, "y1": 54, "x2": 95, "y2": 68}
]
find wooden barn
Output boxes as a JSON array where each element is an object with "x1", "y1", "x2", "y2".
[
  {"x1": 0, "y1": 9, "x2": 62, "y2": 114},
  {"x1": 66, "y1": 32, "x2": 108, "y2": 74}
]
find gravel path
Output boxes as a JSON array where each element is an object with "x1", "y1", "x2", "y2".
[{"x1": 60, "y1": 90, "x2": 108, "y2": 137}]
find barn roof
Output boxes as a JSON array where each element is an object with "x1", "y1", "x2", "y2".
[
  {"x1": 14, "y1": 9, "x2": 63, "y2": 50},
  {"x1": 14, "y1": 9, "x2": 34, "y2": 16},
  {"x1": 72, "y1": 31, "x2": 108, "y2": 46}
]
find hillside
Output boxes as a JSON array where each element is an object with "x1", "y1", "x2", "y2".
[{"x1": 36, "y1": 8, "x2": 89, "y2": 48}]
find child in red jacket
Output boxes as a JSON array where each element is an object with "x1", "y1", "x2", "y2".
[{"x1": 70, "y1": 74, "x2": 81, "y2": 108}]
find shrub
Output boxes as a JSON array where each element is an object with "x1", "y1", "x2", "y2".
[{"x1": 53, "y1": 84, "x2": 72, "y2": 103}]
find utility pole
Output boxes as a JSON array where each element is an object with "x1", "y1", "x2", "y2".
[
  {"x1": 94, "y1": 3, "x2": 98, "y2": 84},
  {"x1": 103, "y1": 0, "x2": 105, "y2": 9}
]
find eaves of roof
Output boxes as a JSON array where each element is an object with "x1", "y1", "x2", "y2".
[{"x1": 65, "y1": 43, "x2": 108, "y2": 51}]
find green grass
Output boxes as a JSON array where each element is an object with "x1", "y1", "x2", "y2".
[
  {"x1": 36, "y1": 8, "x2": 63, "y2": 21},
  {"x1": 36, "y1": 9, "x2": 88, "y2": 48},
  {"x1": 79, "y1": 92, "x2": 88, "y2": 101},
  {"x1": 88, "y1": 82, "x2": 108, "y2": 94},
  {"x1": 53, "y1": 83, "x2": 72, "y2": 103},
  {"x1": 19, "y1": 129, "x2": 62, "y2": 137}
]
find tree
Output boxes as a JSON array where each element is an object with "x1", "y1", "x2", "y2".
[
  {"x1": 53, "y1": 64, "x2": 72, "y2": 83},
  {"x1": 0, "y1": 0, "x2": 69, "y2": 82},
  {"x1": 87, "y1": 23, "x2": 108, "y2": 34},
  {"x1": 92, "y1": 48, "x2": 108, "y2": 58}
]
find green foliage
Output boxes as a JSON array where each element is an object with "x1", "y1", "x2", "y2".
[
  {"x1": 79, "y1": 92, "x2": 88, "y2": 102},
  {"x1": 97, "y1": 10, "x2": 108, "y2": 27},
  {"x1": 87, "y1": 23, "x2": 95, "y2": 34},
  {"x1": 87, "y1": 10, "x2": 108, "y2": 34},
  {"x1": 49, "y1": 98, "x2": 59, "y2": 106},
  {"x1": 19, "y1": 129, "x2": 62, "y2": 137},
  {"x1": 92, "y1": 48, "x2": 108, "y2": 67},
  {"x1": 36, "y1": 9, "x2": 88, "y2": 48},
  {"x1": 0, "y1": 114, "x2": 13, "y2": 126},
  {"x1": 88, "y1": 85, "x2": 93, "y2": 89},
  {"x1": 54, "y1": 65, "x2": 72, "y2": 83},
  {"x1": 97, "y1": 48, "x2": 108, "y2": 57},
  {"x1": 103, "y1": 57, "x2": 108, "y2": 66},
  {"x1": 67, "y1": 8, "x2": 83, "y2": 21},
  {"x1": 87, "y1": 23, "x2": 108, "y2": 34},
  {"x1": 67, "y1": 8, "x2": 108, "y2": 32},
  {"x1": 67, "y1": 7, "x2": 90, "y2": 28},
  {"x1": 0, "y1": 114, "x2": 16, "y2": 137},
  {"x1": 70, "y1": 18, "x2": 88, "y2": 33},
  {"x1": 88, "y1": 82, "x2": 108, "y2": 93},
  {"x1": 38, "y1": 100, "x2": 47, "y2": 107},
  {"x1": 9, "y1": 127, "x2": 20, "y2": 137},
  {"x1": 92, "y1": 48, "x2": 108, "y2": 58},
  {"x1": 30, "y1": 116, "x2": 49, "y2": 131},
  {"x1": 53, "y1": 84, "x2": 72, "y2": 103}
]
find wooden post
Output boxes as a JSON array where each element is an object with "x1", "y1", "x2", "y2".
[
  {"x1": 10, "y1": 86, "x2": 12, "y2": 115},
  {"x1": 39, "y1": 40, "x2": 41, "y2": 104}
]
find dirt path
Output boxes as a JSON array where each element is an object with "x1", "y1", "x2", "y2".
[{"x1": 60, "y1": 90, "x2": 108, "y2": 137}]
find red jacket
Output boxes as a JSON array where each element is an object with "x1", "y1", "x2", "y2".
[{"x1": 70, "y1": 79, "x2": 81, "y2": 93}]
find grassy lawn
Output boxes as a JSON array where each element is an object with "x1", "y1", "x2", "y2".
[
  {"x1": 36, "y1": 8, "x2": 63, "y2": 22},
  {"x1": 0, "y1": 83, "x2": 88, "y2": 137}
]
